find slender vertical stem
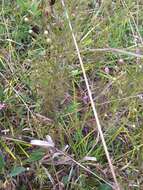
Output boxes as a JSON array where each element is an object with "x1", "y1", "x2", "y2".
[{"x1": 60, "y1": 1, "x2": 121, "y2": 189}]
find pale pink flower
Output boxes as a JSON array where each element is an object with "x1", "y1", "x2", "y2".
[
  {"x1": 0, "y1": 103, "x2": 6, "y2": 110},
  {"x1": 104, "y1": 66, "x2": 110, "y2": 74},
  {"x1": 83, "y1": 95, "x2": 90, "y2": 104}
]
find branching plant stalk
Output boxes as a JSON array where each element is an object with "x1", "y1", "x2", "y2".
[{"x1": 60, "y1": 0, "x2": 121, "y2": 189}]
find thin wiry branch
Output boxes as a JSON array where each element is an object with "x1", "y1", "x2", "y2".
[
  {"x1": 83, "y1": 48, "x2": 143, "y2": 58},
  {"x1": 60, "y1": 0, "x2": 121, "y2": 189},
  {"x1": 0, "y1": 72, "x2": 34, "y2": 117}
]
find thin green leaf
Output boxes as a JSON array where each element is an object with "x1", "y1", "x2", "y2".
[
  {"x1": 99, "y1": 183, "x2": 112, "y2": 190},
  {"x1": 0, "y1": 154, "x2": 5, "y2": 171},
  {"x1": 10, "y1": 166, "x2": 26, "y2": 177},
  {"x1": 0, "y1": 141, "x2": 16, "y2": 160},
  {"x1": 27, "y1": 149, "x2": 45, "y2": 163}
]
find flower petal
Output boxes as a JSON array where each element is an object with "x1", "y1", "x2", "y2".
[
  {"x1": 82, "y1": 156, "x2": 97, "y2": 162},
  {"x1": 46, "y1": 135, "x2": 55, "y2": 147},
  {"x1": 31, "y1": 140, "x2": 54, "y2": 148}
]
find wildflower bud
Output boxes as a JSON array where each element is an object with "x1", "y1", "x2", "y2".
[
  {"x1": 46, "y1": 38, "x2": 52, "y2": 44},
  {"x1": 134, "y1": 35, "x2": 139, "y2": 42},
  {"x1": 0, "y1": 103, "x2": 6, "y2": 110},
  {"x1": 114, "y1": 66, "x2": 119, "y2": 70},
  {"x1": 71, "y1": 13, "x2": 76, "y2": 17},
  {"x1": 138, "y1": 94, "x2": 143, "y2": 100},
  {"x1": 118, "y1": 58, "x2": 124, "y2": 64},
  {"x1": 50, "y1": 45, "x2": 54, "y2": 50},
  {"x1": 104, "y1": 66, "x2": 110, "y2": 74},
  {"x1": 44, "y1": 30, "x2": 48, "y2": 35},
  {"x1": 28, "y1": 29, "x2": 33, "y2": 34},
  {"x1": 24, "y1": 17, "x2": 29, "y2": 22},
  {"x1": 83, "y1": 95, "x2": 89, "y2": 104}
]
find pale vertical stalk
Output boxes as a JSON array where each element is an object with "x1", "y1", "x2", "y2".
[{"x1": 60, "y1": 1, "x2": 120, "y2": 189}]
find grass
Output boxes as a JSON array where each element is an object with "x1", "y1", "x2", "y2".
[{"x1": 0, "y1": 0, "x2": 143, "y2": 189}]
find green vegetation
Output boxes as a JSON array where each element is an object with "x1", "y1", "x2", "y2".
[{"x1": 0, "y1": 0, "x2": 143, "y2": 189}]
